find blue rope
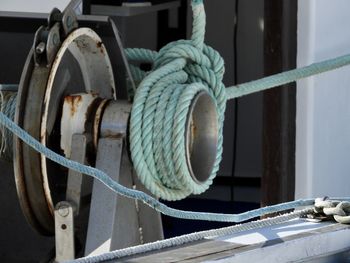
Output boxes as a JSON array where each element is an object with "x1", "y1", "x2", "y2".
[
  {"x1": 225, "y1": 53, "x2": 350, "y2": 99},
  {"x1": 0, "y1": 110, "x2": 314, "y2": 222},
  {"x1": 125, "y1": 0, "x2": 350, "y2": 201},
  {"x1": 1, "y1": 0, "x2": 350, "y2": 224}
]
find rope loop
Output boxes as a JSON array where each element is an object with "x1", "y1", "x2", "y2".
[
  {"x1": 307, "y1": 197, "x2": 350, "y2": 224},
  {"x1": 128, "y1": 0, "x2": 227, "y2": 200}
]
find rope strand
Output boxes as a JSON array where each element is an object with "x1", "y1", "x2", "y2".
[{"x1": 0, "y1": 0, "x2": 349, "y2": 230}]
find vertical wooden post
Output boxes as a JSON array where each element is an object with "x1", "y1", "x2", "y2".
[{"x1": 262, "y1": 0, "x2": 297, "y2": 206}]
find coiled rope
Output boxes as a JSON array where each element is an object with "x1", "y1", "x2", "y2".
[
  {"x1": 127, "y1": 0, "x2": 226, "y2": 200},
  {"x1": 0, "y1": 108, "x2": 320, "y2": 222},
  {"x1": 125, "y1": 0, "x2": 350, "y2": 201},
  {"x1": 0, "y1": 0, "x2": 350, "y2": 224}
]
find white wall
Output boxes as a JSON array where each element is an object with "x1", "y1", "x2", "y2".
[
  {"x1": 296, "y1": 0, "x2": 350, "y2": 198},
  {"x1": 0, "y1": 0, "x2": 70, "y2": 13}
]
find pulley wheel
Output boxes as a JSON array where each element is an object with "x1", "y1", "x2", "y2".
[{"x1": 14, "y1": 28, "x2": 116, "y2": 235}]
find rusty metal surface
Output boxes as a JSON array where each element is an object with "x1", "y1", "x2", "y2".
[
  {"x1": 93, "y1": 99, "x2": 109, "y2": 151},
  {"x1": 60, "y1": 93, "x2": 98, "y2": 158},
  {"x1": 14, "y1": 48, "x2": 52, "y2": 235},
  {"x1": 14, "y1": 48, "x2": 54, "y2": 235},
  {"x1": 14, "y1": 27, "x2": 116, "y2": 235},
  {"x1": 41, "y1": 28, "x2": 116, "y2": 225}
]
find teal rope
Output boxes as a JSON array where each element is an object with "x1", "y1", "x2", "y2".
[
  {"x1": 128, "y1": 0, "x2": 226, "y2": 200},
  {"x1": 225, "y1": 53, "x2": 350, "y2": 99},
  {"x1": 71, "y1": 209, "x2": 312, "y2": 263},
  {"x1": 126, "y1": 0, "x2": 350, "y2": 201},
  {"x1": 0, "y1": 110, "x2": 316, "y2": 222},
  {"x1": 0, "y1": 0, "x2": 350, "y2": 224}
]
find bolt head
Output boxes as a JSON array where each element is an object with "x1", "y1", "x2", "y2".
[
  {"x1": 57, "y1": 205, "x2": 70, "y2": 217},
  {"x1": 67, "y1": 16, "x2": 72, "y2": 28},
  {"x1": 53, "y1": 34, "x2": 59, "y2": 45}
]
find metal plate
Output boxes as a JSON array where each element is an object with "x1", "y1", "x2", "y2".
[{"x1": 14, "y1": 28, "x2": 115, "y2": 235}]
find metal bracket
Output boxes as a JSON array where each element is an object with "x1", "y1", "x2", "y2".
[
  {"x1": 84, "y1": 101, "x2": 163, "y2": 255},
  {"x1": 109, "y1": 18, "x2": 136, "y2": 99},
  {"x1": 54, "y1": 201, "x2": 75, "y2": 262},
  {"x1": 66, "y1": 133, "x2": 89, "y2": 215},
  {"x1": 33, "y1": 7, "x2": 78, "y2": 66}
]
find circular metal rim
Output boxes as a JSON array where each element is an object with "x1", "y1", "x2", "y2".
[
  {"x1": 14, "y1": 48, "x2": 51, "y2": 235},
  {"x1": 185, "y1": 91, "x2": 219, "y2": 184},
  {"x1": 14, "y1": 28, "x2": 116, "y2": 235}
]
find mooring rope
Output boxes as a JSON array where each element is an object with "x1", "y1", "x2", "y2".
[
  {"x1": 70, "y1": 208, "x2": 313, "y2": 263},
  {"x1": 0, "y1": 0, "x2": 350, "y2": 225},
  {"x1": 0, "y1": 107, "x2": 322, "y2": 222},
  {"x1": 127, "y1": 0, "x2": 226, "y2": 200},
  {"x1": 125, "y1": 0, "x2": 350, "y2": 200}
]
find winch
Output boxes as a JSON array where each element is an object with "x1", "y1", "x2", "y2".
[
  {"x1": 4, "y1": 1, "x2": 350, "y2": 262},
  {"x1": 6, "y1": 6, "x2": 159, "y2": 261},
  {"x1": 3, "y1": 4, "x2": 220, "y2": 261}
]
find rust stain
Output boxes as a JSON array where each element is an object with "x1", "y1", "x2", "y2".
[
  {"x1": 191, "y1": 120, "x2": 197, "y2": 138},
  {"x1": 65, "y1": 95, "x2": 82, "y2": 117},
  {"x1": 96, "y1": 41, "x2": 105, "y2": 54}
]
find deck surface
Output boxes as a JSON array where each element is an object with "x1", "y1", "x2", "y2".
[{"x1": 106, "y1": 219, "x2": 350, "y2": 262}]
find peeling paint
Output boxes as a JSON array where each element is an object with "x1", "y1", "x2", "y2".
[{"x1": 64, "y1": 95, "x2": 82, "y2": 117}]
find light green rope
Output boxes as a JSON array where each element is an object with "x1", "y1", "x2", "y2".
[
  {"x1": 225, "y1": 53, "x2": 350, "y2": 99},
  {"x1": 126, "y1": 0, "x2": 350, "y2": 201},
  {"x1": 0, "y1": 0, "x2": 349, "y2": 229},
  {"x1": 0, "y1": 0, "x2": 349, "y2": 204},
  {"x1": 128, "y1": 0, "x2": 226, "y2": 200}
]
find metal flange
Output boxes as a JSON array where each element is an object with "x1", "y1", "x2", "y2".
[{"x1": 14, "y1": 12, "x2": 116, "y2": 235}]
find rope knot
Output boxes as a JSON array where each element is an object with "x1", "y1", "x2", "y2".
[
  {"x1": 305, "y1": 197, "x2": 350, "y2": 224},
  {"x1": 128, "y1": 0, "x2": 227, "y2": 200}
]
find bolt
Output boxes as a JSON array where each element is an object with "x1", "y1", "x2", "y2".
[
  {"x1": 53, "y1": 34, "x2": 59, "y2": 45},
  {"x1": 57, "y1": 204, "x2": 70, "y2": 217},
  {"x1": 36, "y1": 42, "x2": 46, "y2": 54},
  {"x1": 66, "y1": 16, "x2": 73, "y2": 28}
]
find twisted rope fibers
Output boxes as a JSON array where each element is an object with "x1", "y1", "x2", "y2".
[
  {"x1": 0, "y1": 91, "x2": 17, "y2": 160},
  {"x1": 0, "y1": 0, "x2": 349, "y2": 232},
  {"x1": 125, "y1": 0, "x2": 350, "y2": 201},
  {"x1": 0, "y1": 1, "x2": 347, "y2": 261},
  {"x1": 128, "y1": 0, "x2": 226, "y2": 200},
  {"x1": 70, "y1": 208, "x2": 313, "y2": 263},
  {"x1": 0, "y1": 107, "x2": 318, "y2": 222}
]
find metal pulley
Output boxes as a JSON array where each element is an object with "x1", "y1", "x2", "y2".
[
  {"x1": 14, "y1": 8, "x2": 116, "y2": 235},
  {"x1": 11, "y1": 5, "x2": 219, "y2": 260}
]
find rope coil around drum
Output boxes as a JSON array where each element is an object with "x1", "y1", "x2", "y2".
[
  {"x1": 128, "y1": 0, "x2": 226, "y2": 200},
  {"x1": 1, "y1": 0, "x2": 350, "y2": 228},
  {"x1": 0, "y1": 0, "x2": 318, "y2": 224},
  {"x1": 125, "y1": 0, "x2": 350, "y2": 201}
]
